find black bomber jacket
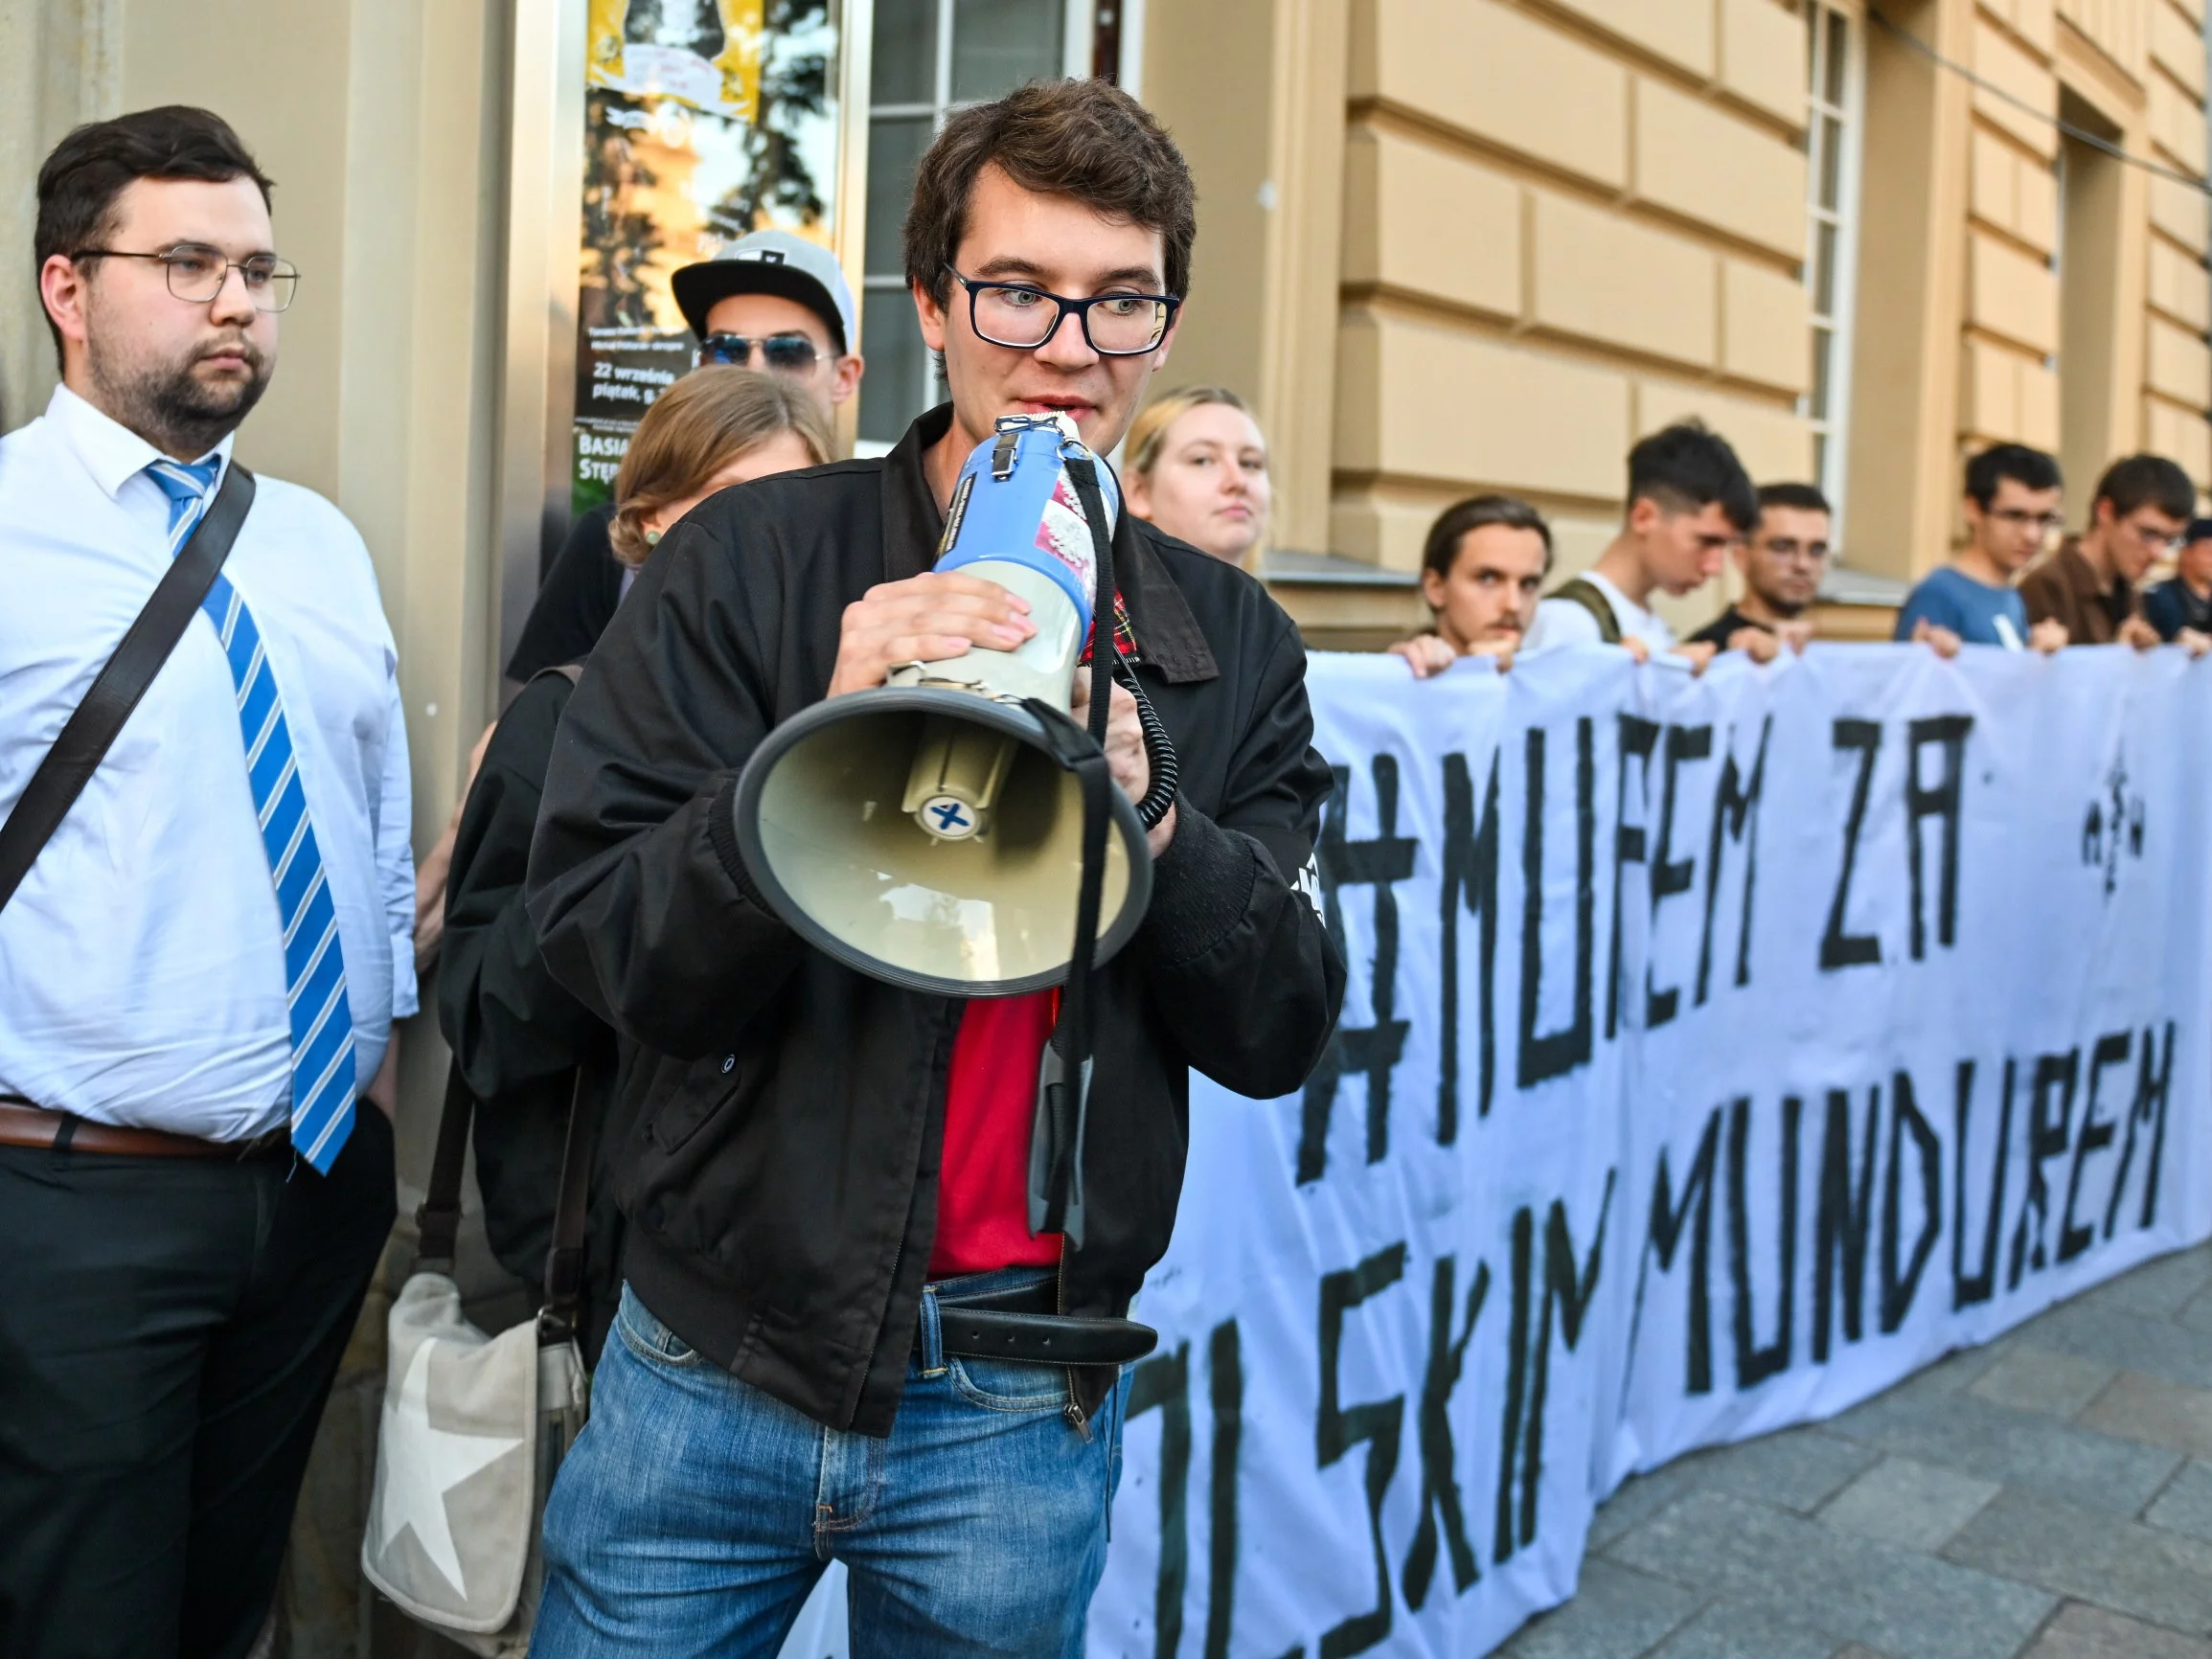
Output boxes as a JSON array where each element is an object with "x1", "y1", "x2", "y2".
[{"x1": 524, "y1": 405, "x2": 1345, "y2": 1434}]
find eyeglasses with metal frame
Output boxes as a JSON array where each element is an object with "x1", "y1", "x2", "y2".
[
  {"x1": 697, "y1": 331, "x2": 822, "y2": 374},
  {"x1": 944, "y1": 266, "x2": 1179, "y2": 356},
  {"x1": 71, "y1": 243, "x2": 299, "y2": 313},
  {"x1": 1988, "y1": 509, "x2": 2067, "y2": 534}
]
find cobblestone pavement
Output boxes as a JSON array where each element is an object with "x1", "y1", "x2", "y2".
[{"x1": 1498, "y1": 1243, "x2": 2212, "y2": 1659}]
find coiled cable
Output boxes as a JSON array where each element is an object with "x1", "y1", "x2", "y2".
[{"x1": 1114, "y1": 659, "x2": 1180, "y2": 830}]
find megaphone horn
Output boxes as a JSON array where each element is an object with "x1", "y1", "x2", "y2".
[{"x1": 733, "y1": 415, "x2": 1154, "y2": 997}]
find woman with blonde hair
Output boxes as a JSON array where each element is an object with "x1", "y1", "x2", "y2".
[
  {"x1": 432, "y1": 367, "x2": 829, "y2": 1357},
  {"x1": 1122, "y1": 385, "x2": 1272, "y2": 566}
]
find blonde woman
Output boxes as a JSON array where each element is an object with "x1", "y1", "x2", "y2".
[
  {"x1": 434, "y1": 368, "x2": 829, "y2": 1356},
  {"x1": 1123, "y1": 385, "x2": 1272, "y2": 565}
]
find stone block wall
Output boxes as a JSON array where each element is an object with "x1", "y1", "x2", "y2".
[{"x1": 1333, "y1": 0, "x2": 1816, "y2": 627}]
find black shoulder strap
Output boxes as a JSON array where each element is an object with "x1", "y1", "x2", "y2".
[
  {"x1": 417, "y1": 1056, "x2": 599, "y2": 1343},
  {"x1": 1548, "y1": 576, "x2": 1623, "y2": 646},
  {"x1": 539, "y1": 1065, "x2": 599, "y2": 1336},
  {"x1": 0, "y1": 464, "x2": 256, "y2": 915},
  {"x1": 1023, "y1": 452, "x2": 1120, "y2": 1254},
  {"x1": 414, "y1": 1061, "x2": 475, "y2": 1271}
]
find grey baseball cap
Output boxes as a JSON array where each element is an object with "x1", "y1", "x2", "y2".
[{"x1": 672, "y1": 229, "x2": 858, "y2": 354}]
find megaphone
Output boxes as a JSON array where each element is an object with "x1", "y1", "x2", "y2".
[{"x1": 732, "y1": 415, "x2": 1153, "y2": 996}]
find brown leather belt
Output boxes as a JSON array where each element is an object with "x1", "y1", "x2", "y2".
[{"x1": 0, "y1": 1098, "x2": 287, "y2": 1160}]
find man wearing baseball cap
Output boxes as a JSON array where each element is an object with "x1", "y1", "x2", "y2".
[
  {"x1": 674, "y1": 227, "x2": 861, "y2": 405},
  {"x1": 507, "y1": 229, "x2": 863, "y2": 679}
]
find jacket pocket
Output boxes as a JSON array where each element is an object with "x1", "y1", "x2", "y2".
[{"x1": 646, "y1": 1052, "x2": 748, "y2": 1156}]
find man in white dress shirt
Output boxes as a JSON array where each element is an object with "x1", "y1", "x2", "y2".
[{"x1": 0, "y1": 107, "x2": 410, "y2": 1659}]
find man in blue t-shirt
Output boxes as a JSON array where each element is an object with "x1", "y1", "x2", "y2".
[{"x1": 1893, "y1": 443, "x2": 2069, "y2": 652}]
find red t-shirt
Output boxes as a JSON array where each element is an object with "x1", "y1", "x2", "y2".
[{"x1": 929, "y1": 990, "x2": 1063, "y2": 1277}]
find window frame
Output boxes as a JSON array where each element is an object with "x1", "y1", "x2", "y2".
[
  {"x1": 854, "y1": 0, "x2": 1101, "y2": 453},
  {"x1": 1802, "y1": 0, "x2": 1866, "y2": 544}
]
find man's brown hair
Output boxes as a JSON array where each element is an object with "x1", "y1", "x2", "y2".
[
  {"x1": 903, "y1": 79, "x2": 1197, "y2": 308},
  {"x1": 35, "y1": 106, "x2": 274, "y2": 361}
]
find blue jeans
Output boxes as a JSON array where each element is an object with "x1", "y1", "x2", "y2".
[{"x1": 530, "y1": 1275, "x2": 1129, "y2": 1658}]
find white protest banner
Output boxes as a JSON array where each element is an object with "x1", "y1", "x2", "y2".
[{"x1": 1089, "y1": 645, "x2": 2212, "y2": 1659}]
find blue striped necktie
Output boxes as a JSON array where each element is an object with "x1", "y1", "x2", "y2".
[{"x1": 147, "y1": 457, "x2": 356, "y2": 1170}]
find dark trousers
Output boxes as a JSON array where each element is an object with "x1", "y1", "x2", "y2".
[{"x1": 0, "y1": 1106, "x2": 395, "y2": 1659}]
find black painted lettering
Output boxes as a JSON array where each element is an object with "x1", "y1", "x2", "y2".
[
  {"x1": 1645, "y1": 1108, "x2": 1722, "y2": 1396},
  {"x1": 1606, "y1": 716, "x2": 1659, "y2": 1041},
  {"x1": 1881, "y1": 1070, "x2": 1942, "y2": 1332},
  {"x1": 1820, "y1": 719, "x2": 1883, "y2": 971},
  {"x1": 1696, "y1": 716, "x2": 1771, "y2": 1006},
  {"x1": 1298, "y1": 760, "x2": 1417, "y2": 1184},
  {"x1": 1128, "y1": 1345, "x2": 1192, "y2": 1659},
  {"x1": 1439, "y1": 751, "x2": 1502, "y2": 1143},
  {"x1": 1517, "y1": 719, "x2": 1597, "y2": 1087},
  {"x1": 1952, "y1": 1058, "x2": 2015, "y2": 1309},
  {"x1": 2008, "y1": 1051, "x2": 2080, "y2": 1288},
  {"x1": 1205, "y1": 1320, "x2": 1242, "y2": 1659},
  {"x1": 1517, "y1": 1173, "x2": 1617, "y2": 1549},
  {"x1": 2107, "y1": 1022, "x2": 2177, "y2": 1237},
  {"x1": 1494, "y1": 1209, "x2": 1533, "y2": 1565},
  {"x1": 1403, "y1": 1256, "x2": 1490, "y2": 1609},
  {"x1": 2060, "y1": 1033, "x2": 2130, "y2": 1262},
  {"x1": 1316, "y1": 1243, "x2": 1408, "y2": 1659},
  {"x1": 1647, "y1": 724, "x2": 1714, "y2": 1028},
  {"x1": 1904, "y1": 716, "x2": 1972, "y2": 959},
  {"x1": 1727, "y1": 1095, "x2": 1801, "y2": 1390},
  {"x1": 1813, "y1": 1086, "x2": 1877, "y2": 1362}
]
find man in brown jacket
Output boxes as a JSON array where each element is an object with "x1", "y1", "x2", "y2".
[{"x1": 2022, "y1": 453, "x2": 2193, "y2": 648}]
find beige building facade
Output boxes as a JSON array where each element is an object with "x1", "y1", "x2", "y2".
[{"x1": 1147, "y1": 0, "x2": 2212, "y2": 644}]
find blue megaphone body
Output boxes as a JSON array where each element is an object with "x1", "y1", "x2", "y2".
[{"x1": 730, "y1": 414, "x2": 1152, "y2": 997}]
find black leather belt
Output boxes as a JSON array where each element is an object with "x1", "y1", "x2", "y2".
[{"x1": 923, "y1": 1276, "x2": 1158, "y2": 1368}]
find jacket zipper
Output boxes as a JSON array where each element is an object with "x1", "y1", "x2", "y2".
[{"x1": 1059, "y1": 1233, "x2": 1087, "y2": 1431}]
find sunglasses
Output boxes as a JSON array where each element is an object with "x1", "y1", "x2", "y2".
[{"x1": 697, "y1": 331, "x2": 820, "y2": 374}]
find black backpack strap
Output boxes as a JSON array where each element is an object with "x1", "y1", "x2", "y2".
[
  {"x1": 0, "y1": 465, "x2": 257, "y2": 915},
  {"x1": 1547, "y1": 576, "x2": 1623, "y2": 646}
]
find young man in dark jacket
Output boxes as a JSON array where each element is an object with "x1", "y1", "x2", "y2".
[{"x1": 523, "y1": 80, "x2": 1344, "y2": 1654}]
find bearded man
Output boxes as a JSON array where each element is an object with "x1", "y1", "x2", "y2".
[{"x1": 0, "y1": 106, "x2": 411, "y2": 1659}]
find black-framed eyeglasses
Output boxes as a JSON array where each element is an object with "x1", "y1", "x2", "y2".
[
  {"x1": 945, "y1": 266, "x2": 1179, "y2": 356},
  {"x1": 698, "y1": 331, "x2": 820, "y2": 374},
  {"x1": 72, "y1": 244, "x2": 298, "y2": 312}
]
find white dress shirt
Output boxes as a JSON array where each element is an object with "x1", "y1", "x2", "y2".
[{"x1": 0, "y1": 386, "x2": 416, "y2": 1140}]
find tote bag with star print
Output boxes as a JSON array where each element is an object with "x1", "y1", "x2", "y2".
[{"x1": 363, "y1": 1065, "x2": 590, "y2": 1652}]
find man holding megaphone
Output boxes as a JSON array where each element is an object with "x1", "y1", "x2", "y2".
[{"x1": 523, "y1": 78, "x2": 1345, "y2": 1656}]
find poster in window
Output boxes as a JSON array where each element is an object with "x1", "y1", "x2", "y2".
[{"x1": 575, "y1": 0, "x2": 843, "y2": 515}]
